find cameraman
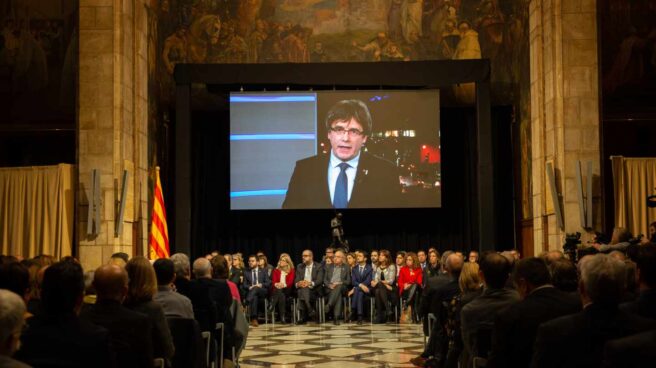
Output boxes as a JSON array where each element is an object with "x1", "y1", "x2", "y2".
[{"x1": 593, "y1": 227, "x2": 632, "y2": 253}]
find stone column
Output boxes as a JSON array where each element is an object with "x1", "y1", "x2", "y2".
[
  {"x1": 78, "y1": 0, "x2": 150, "y2": 272},
  {"x1": 529, "y1": 0, "x2": 601, "y2": 254}
]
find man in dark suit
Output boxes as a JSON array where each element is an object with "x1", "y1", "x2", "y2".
[
  {"x1": 323, "y1": 249, "x2": 352, "y2": 325},
  {"x1": 486, "y1": 257, "x2": 581, "y2": 368},
  {"x1": 620, "y1": 244, "x2": 656, "y2": 319},
  {"x1": 460, "y1": 253, "x2": 520, "y2": 367},
  {"x1": 242, "y1": 255, "x2": 271, "y2": 327},
  {"x1": 350, "y1": 250, "x2": 373, "y2": 324},
  {"x1": 15, "y1": 260, "x2": 115, "y2": 368},
  {"x1": 80, "y1": 264, "x2": 154, "y2": 368},
  {"x1": 531, "y1": 254, "x2": 656, "y2": 368},
  {"x1": 602, "y1": 329, "x2": 656, "y2": 367},
  {"x1": 282, "y1": 99, "x2": 402, "y2": 209},
  {"x1": 294, "y1": 249, "x2": 324, "y2": 324}
]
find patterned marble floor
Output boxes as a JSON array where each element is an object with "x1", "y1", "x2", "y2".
[{"x1": 238, "y1": 322, "x2": 425, "y2": 367}]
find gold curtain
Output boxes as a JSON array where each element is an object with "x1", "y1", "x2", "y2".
[
  {"x1": 0, "y1": 164, "x2": 74, "y2": 258},
  {"x1": 611, "y1": 156, "x2": 656, "y2": 237}
]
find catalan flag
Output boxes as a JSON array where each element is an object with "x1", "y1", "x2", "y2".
[{"x1": 149, "y1": 167, "x2": 169, "y2": 259}]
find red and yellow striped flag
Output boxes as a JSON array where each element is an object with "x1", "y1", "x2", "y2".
[{"x1": 149, "y1": 167, "x2": 170, "y2": 259}]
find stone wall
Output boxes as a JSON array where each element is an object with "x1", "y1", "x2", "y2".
[
  {"x1": 529, "y1": 0, "x2": 600, "y2": 254},
  {"x1": 78, "y1": 0, "x2": 150, "y2": 272}
]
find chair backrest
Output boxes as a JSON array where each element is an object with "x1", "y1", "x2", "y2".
[{"x1": 167, "y1": 317, "x2": 205, "y2": 368}]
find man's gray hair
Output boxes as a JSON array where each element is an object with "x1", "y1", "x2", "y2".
[
  {"x1": 170, "y1": 253, "x2": 191, "y2": 278},
  {"x1": 441, "y1": 250, "x2": 454, "y2": 271},
  {"x1": 0, "y1": 289, "x2": 26, "y2": 343},
  {"x1": 580, "y1": 254, "x2": 626, "y2": 305},
  {"x1": 192, "y1": 258, "x2": 212, "y2": 278}
]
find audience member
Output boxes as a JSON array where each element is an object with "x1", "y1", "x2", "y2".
[
  {"x1": 242, "y1": 255, "x2": 271, "y2": 327},
  {"x1": 540, "y1": 250, "x2": 564, "y2": 266},
  {"x1": 0, "y1": 262, "x2": 31, "y2": 319},
  {"x1": 395, "y1": 251, "x2": 406, "y2": 277},
  {"x1": 460, "y1": 253, "x2": 519, "y2": 366},
  {"x1": 424, "y1": 250, "x2": 441, "y2": 281},
  {"x1": 370, "y1": 250, "x2": 379, "y2": 272},
  {"x1": 0, "y1": 289, "x2": 30, "y2": 368},
  {"x1": 125, "y1": 256, "x2": 175, "y2": 361},
  {"x1": 15, "y1": 261, "x2": 114, "y2": 367},
  {"x1": 620, "y1": 244, "x2": 656, "y2": 319},
  {"x1": 211, "y1": 254, "x2": 241, "y2": 302},
  {"x1": 549, "y1": 258, "x2": 579, "y2": 293},
  {"x1": 321, "y1": 246, "x2": 335, "y2": 266},
  {"x1": 418, "y1": 250, "x2": 427, "y2": 270},
  {"x1": 595, "y1": 227, "x2": 632, "y2": 252},
  {"x1": 294, "y1": 250, "x2": 323, "y2": 324},
  {"x1": 257, "y1": 253, "x2": 274, "y2": 279},
  {"x1": 323, "y1": 249, "x2": 351, "y2": 325},
  {"x1": 170, "y1": 253, "x2": 192, "y2": 296},
  {"x1": 269, "y1": 254, "x2": 295, "y2": 323},
  {"x1": 372, "y1": 250, "x2": 397, "y2": 323},
  {"x1": 349, "y1": 250, "x2": 373, "y2": 324},
  {"x1": 602, "y1": 329, "x2": 656, "y2": 367},
  {"x1": 468, "y1": 250, "x2": 479, "y2": 263},
  {"x1": 153, "y1": 258, "x2": 194, "y2": 319},
  {"x1": 346, "y1": 252, "x2": 356, "y2": 269},
  {"x1": 487, "y1": 257, "x2": 581, "y2": 368},
  {"x1": 531, "y1": 253, "x2": 656, "y2": 367},
  {"x1": 398, "y1": 251, "x2": 423, "y2": 322},
  {"x1": 80, "y1": 264, "x2": 153, "y2": 368}
]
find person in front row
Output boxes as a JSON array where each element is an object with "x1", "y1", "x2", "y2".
[
  {"x1": 349, "y1": 249, "x2": 373, "y2": 324},
  {"x1": 242, "y1": 255, "x2": 271, "y2": 327},
  {"x1": 269, "y1": 254, "x2": 295, "y2": 324},
  {"x1": 323, "y1": 249, "x2": 352, "y2": 325},
  {"x1": 295, "y1": 250, "x2": 324, "y2": 324},
  {"x1": 372, "y1": 249, "x2": 397, "y2": 323},
  {"x1": 282, "y1": 99, "x2": 402, "y2": 209}
]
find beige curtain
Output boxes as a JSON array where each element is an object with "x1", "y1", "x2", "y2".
[
  {"x1": 611, "y1": 156, "x2": 656, "y2": 237},
  {"x1": 0, "y1": 164, "x2": 74, "y2": 258}
]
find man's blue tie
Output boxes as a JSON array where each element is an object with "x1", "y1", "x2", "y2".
[{"x1": 333, "y1": 162, "x2": 349, "y2": 208}]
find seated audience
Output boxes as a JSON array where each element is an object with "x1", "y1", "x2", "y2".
[
  {"x1": 211, "y1": 255, "x2": 241, "y2": 302},
  {"x1": 80, "y1": 264, "x2": 154, "y2": 368},
  {"x1": 269, "y1": 254, "x2": 295, "y2": 323},
  {"x1": 468, "y1": 250, "x2": 479, "y2": 263},
  {"x1": 349, "y1": 250, "x2": 373, "y2": 324},
  {"x1": 549, "y1": 258, "x2": 579, "y2": 293},
  {"x1": 15, "y1": 260, "x2": 114, "y2": 367},
  {"x1": 487, "y1": 257, "x2": 581, "y2": 368},
  {"x1": 418, "y1": 250, "x2": 428, "y2": 270},
  {"x1": 170, "y1": 253, "x2": 192, "y2": 297},
  {"x1": 423, "y1": 250, "x2": 441, "y2": 281},
  {"x1": 460, "y1": 252, "x2": 519, "y2": 366},
  {"x1": 540, "y1": 250, "x2": 564, "y2": 265},
  {"x1": 372, "y1": 250, "x2": 397, "y2": 323},
  {"x1": 398, "y1": 251, "x2": 423, "y2": 322},
  {"x1": 620, "y1": 243, "x2": 656, "y2": 319},
  {"x1": 346, "y1": 252, "x2": 356, "y2": 270},
  {"x1": 294, "y1": 250, "x2": 323, "y2": 324},
  {"x1": 153, "y1": 258, "x2": 194, "y2": 319},
  {"x1": 125, "y1": 256, "x2": 175, "y2": 361},
  {"x1": 602, "y1": 329, "x2": 656, "y2": 367},
  {"x1": 321, "y1": 246, "x2": 335, "y2": 266},
  {"x1": 242, "y1": 255, "x2": 271, "y2": 327},
  {"x1": 257, "y1": 253, "x2": 274, "y2": 279},
  {"x1": 0, "y1": 289, "x2": 30, "y2": 368},
  {"x1": 531, "y1": 253, "x2": 656, "y2": 367},
  {"x1": 323, "y1": 249, "x2": 351, "y2": 325},
  {"x1": 395, "y1": 251, "x2": 406, "y2": 277},
  {"x1": 0, "y1": 261, "x2": 31, "y2": 319},
  {"x1": 370, "y1": 249, "x2": 379, "y2": 273}
]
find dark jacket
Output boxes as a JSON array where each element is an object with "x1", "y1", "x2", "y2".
[
  {"x1": 531, "y1": 303, "x2": 656, "y2": 368},
  {"x1": 15, "y1": 313, "x2": 114, "y2": 368},
  {"x1": 323, "y1": 263, "x2": 352, "y2": 287},
  {"x1": 125, "y1": 300, "x2": 175, "y2": 360},
  {"x1": 282, "y1": 152, "x2": 401, "y2": 209},
  {"x1": 351, "y1": 263, "x2": 373, "y2": 290},
  {"x1": 242, "y1": 267, "x2": 271, "y2": 291},
  {"x1": 602, "y1": 329, "x2": 656, "y2": 368},
  {"x1": 487, "y1": 286, "x2": 582, "y2": 368},
  {"x1": 620, "y1": 288, "x2": 656, "y2": 320},
  {"x1": 294, "y1": 261, "x2": 324, "y2": 289},
  {"x1": 80, "y1": 299, "x2": 154, "y2": 368}
]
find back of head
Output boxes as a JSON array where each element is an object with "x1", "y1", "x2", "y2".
[
  {"x1": 580, "y1": 254, "x2": 626, "y2": 306},
  {"x1": 479, "y1": 253, "x2": 511, "y2": 289},
  {"x1": 0, "y1": 261, "x2": 30, "y2": 299},
  {"x1": 0, "y1": 289, "x2": 26, "y2": 354},
  {"x1": 544, "y1": 250, "x2": 564, "y2": 266},
  {"x1": 550, "y1": 258, "x2": 578, "y2": 292},
  {"x1": 459, "y1": 262, "x2": 481, "y2": 293},
  {"x1": 125, "y1": 256, "x2": 157, "y2": 304},
  {"x1": 193, "y1": 257, "x2": 212, "y2": 279},
  {"x1": 446, "y1": 253, "x2": 464, "y2": 278},
  {"x1": 512, "y1": 257, "x2": 550, "y2": 288},
  {"x1": 210, "y1": 255, "x2": 229, "y2": 279},
  {"x1": 170, "y1": 253, "x2": 191, "y2": 279},
  {"x1": 636, "y1": 244, "x2": 656, "y2": 289},
  {"x1": 93, "y1": 264, "x2": 128, "y2": 301},
  {"x1": 111, "y1": 252, "x2": 129, "y2": 263},
  {"x1": 441, "y1": 250, "x2": 454, "y2": 270},
  {"x1": 153, "y1": 258, "x2": 175, "y2": 286},
  {"x1": 41, "y1": 261, "x2": 84, "y2": 315}
]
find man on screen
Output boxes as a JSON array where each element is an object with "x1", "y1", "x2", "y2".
[{"x1": 282, "y1": 99, "x2": 401, "y2": 209}]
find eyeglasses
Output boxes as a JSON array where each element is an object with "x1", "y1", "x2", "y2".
[{"x1": 330, "y1": 126, "x2": 365, "y2": 137}]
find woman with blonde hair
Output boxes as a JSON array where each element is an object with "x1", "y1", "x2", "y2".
[
  {"x1": 125, "y1": 256, "x2": 174, "y2": 361},
  {"x1": 269, "y1": 254, "x2": 296, "y2": 323}
]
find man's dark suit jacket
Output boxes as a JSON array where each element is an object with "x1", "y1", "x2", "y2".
[
  {"x1": 486, "y1": 286, "x2": 581, "y2": 368},
  {"x1": 15, "y1": 313, "x2": 114, "y2": 368},
  {"x1": 282, "y1": 152, "x2": 402, "y2": 209},
  {"x1": 242, "y1": 267, "x2": 271, "y2": 291},
  {"x1": 351, "y1": 263, "x2": 373, "y2": 290},
  {"x1": 531, "y1": 303, "x2": 656, "y2": 368},
  {"x1": 294, "y1": 262, "x2": 324, "y2": 289},
  {"x1": 602, "y1": 329, "x2": 656, "y2": 367},
  {"x1": 190, "y1": 278, "x2": 235, "y2": 358},
  {"x1": 80, "y1": 299, "x2": 154, "y2": 368},
  {"x1": 323, "y1": 264, "x2": 352, "y2": 287},
  {"x1": 620, "y1": 288, "x2": 656, "y2": 320}
]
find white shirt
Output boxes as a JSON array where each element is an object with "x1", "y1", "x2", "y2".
[
  {"x1": 328, "y1": 151, "x2": 361, "y2": 205},
  {"x1": 280, "y1": 270, "x2": 288, "y2": 287}
]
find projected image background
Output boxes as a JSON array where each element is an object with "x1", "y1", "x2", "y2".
[{"x1": 230, "y1": 90, "x2": 441, "y2": 210}]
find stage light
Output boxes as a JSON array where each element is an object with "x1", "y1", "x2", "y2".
[{"x1": 422, "y1": 145, "x2": 427, "y2": 149}]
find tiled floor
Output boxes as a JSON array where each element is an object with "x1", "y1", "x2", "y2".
[{"x1": 238, "y1": 322, "x2": 425, "y2": 367}]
